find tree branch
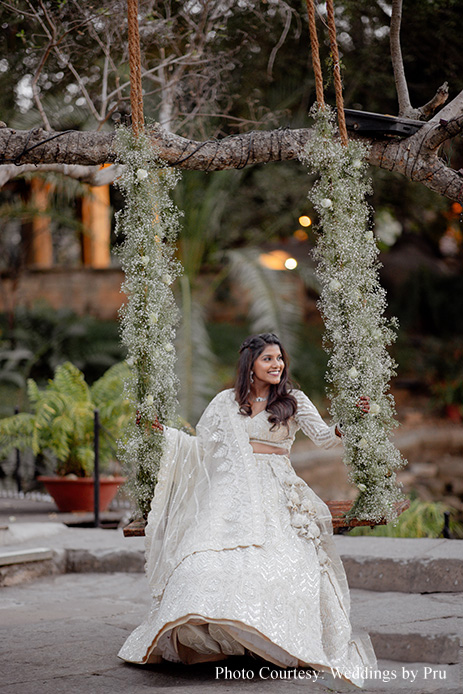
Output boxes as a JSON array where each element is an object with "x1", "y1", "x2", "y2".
[
  {"x1": 0, "y1": 163, "x2": 122, "y2": 187},
  {"x1": 423, "y1": 112, "x2": 463, "y2": 151},
  {"x1": 26, "y1": 0, "x2": 103, "y2": 124},
  {"x1": 390, "y1": 0, "x2": 418, "y2": 118},
  {"x1": 267, "y1": 5, "x2": 292, "y2": 80},
  {"x1": 423, "y1": 89, "x2": 463, "y2": 149},
  {"x1": 429, "y1": 88, "x2": 463, "y2": 124},
  {"x1": 367, "y1": 118, "x2": 463, "y2": 202},
  {"x1": 0, "y1": 116, "x2": 461, "y2": 203},
  {"x1": 419, "y1": 82, "x2": 449, "y2": 119},
  {"x1": 30, "y1": 39, "x2": 54, "y2": 132}
]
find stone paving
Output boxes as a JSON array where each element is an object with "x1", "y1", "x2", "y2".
[
  {"x1": 1, "y1": 499, "x2": 462, "y2": 693},
  {"x1": 1, "y1": 572, "x2": 460, "y2": 694}
]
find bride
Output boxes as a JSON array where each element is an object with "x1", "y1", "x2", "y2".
[{"x1": 118, "y1": 332, "x2": 376, "y2": 686}]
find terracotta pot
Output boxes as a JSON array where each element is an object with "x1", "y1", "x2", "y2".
[
  {"x1": 444, "y1": 404, "x2": 462, "y2": 423},
  {"x1": 37, "y1": 476, "x2": 126, "y2": 513}
]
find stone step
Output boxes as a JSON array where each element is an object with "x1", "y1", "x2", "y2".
[
  {"x1": 0, "y1": 546, "x2": 63, "y2": 587},
  {"x1": 0, "y1": 521, "x2": 67, "y2": 547},
  {"x1": 65, "y1": 546, "x2": 144, "y2": 574},
  {"x1": 335, "y1": 536, "x2": 463, "y2": 593},
  {"x1": 2, "y1": 531, "x2": 462, "y2": 598},
  {"x1": 351, "y1": 589, "x2": 462, "y2": 665},
  {"x1": 0, "y1": 546, "x2": 53, "y2": 565}
]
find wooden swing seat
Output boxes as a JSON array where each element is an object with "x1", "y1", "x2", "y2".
[{"x1": 123, "y1": 498, "x2": 410, "y2": 537}]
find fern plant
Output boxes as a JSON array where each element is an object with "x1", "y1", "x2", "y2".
[{"x1": 0, "y1": 361, "x2": 131, "y2": 477}]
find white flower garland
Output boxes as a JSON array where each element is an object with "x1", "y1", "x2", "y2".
[
  {"x1": 114, "y1": 128, "x2": 182, "y2": 517},
  {"x1": 300, "y1": 105, "x2": 406, "y2": 523}
]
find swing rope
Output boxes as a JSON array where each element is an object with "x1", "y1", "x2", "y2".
[
  {"x1": 305, "y1": 0, "x2": 325, "y2": 108},
  {"x1": 120, "y1": 1, "x2": 410, "y2": 535},
  {"x1": 127, "y1": 0, "x2": 145, "y2": 137},
  {"x1": 306, "y1": 0, "x2": 348, "y2": 146}
]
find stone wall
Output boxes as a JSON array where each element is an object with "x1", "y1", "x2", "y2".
[{"x1": 0, "y1": 268, "x2": 126, "y2": 320}]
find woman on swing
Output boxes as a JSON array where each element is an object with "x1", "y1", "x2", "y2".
[{"x1": 119, "y1": 332, "x2": 376, "y2": 687}]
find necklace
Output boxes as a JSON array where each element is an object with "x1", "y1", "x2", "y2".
[{"x1": 253, "y1": 396, "x2": 268, "y2": 402}]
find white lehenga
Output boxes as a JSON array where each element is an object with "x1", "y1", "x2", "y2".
[{"x1": 118, "y1": 389, "x2": 376, "y2": 687}]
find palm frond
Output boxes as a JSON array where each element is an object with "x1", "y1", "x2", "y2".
[
  {"x1": 175, "y1": 275, "x2": 217, "y2": 425},
  {"x1": 226, "y1": 248, "x2": 302, "y2": 357},
  {"x1": 0, "y1": 412, "x2": 35, "y2": 456},
  {"x1": 175, "y1": 170, "x2": 243, "y2": 280},
  {"x1": 51, "y1": 362, "x2": 91, "y2": 404},
  {"x1": 91, "y1": 362, "x2": 131, "y2": 408},
  {"x1": 296, "y1": 262, "x2": 321, "y2": 295}
]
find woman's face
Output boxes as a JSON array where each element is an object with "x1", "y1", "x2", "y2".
[{"x1": 252, "y1": 344, "x2": 285, "y2": 386}]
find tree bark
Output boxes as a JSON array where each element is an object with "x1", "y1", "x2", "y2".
[{"x1": 0, "y1": 111, "x2": 462, "y2": 202}]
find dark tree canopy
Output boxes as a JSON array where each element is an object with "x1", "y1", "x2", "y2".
[{"x1": 0, "y1": 0, "x2": 461, "y2": 205}]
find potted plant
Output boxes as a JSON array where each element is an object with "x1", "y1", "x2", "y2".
[
  {"x1": 0, "y1": 361, "x2": 132, "y2": 512},
  {"x1": 432, "y1": 376, "x2": 463, "y2": 422}
]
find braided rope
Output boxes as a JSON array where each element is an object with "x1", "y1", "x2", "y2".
[
  {"x1": 305, "y1": 0, "x2": 325, "y2": 108},
  {"x1": 326, "y1": 0, "x2": 348, "y2": 145},
  {"x1": 127, "y1": 0, "x2": 144, "y2": 136}
]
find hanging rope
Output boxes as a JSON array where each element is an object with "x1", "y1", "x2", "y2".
[
  {"x1": 127, "y1": 0, "x2": 144, "y2": 137},
  {"x1": 306, "y1": 0, "x2": 348, "y2": 146},
  {"x1": 326, "y1": 0, "x2": 348, "y2": 146},
  {"x1": 306, "y1": 0, "x2": 325, "y2": 108}
]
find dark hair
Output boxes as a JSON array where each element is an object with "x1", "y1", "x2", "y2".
[{"x1": 234, "y1": 332, "x2": 297, "y2": 428}]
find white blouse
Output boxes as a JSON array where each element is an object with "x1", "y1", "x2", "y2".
[{"x1": 244, "y1": 389, "x2": 339, "y2": 451}]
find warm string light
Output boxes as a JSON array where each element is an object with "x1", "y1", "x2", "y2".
[
  {"x1": 258, "y1": 250, "x2": 298, "y2": 271},
  {"x1": 300, "y1": 105, "x2": 406, "y2": 523},
  {"x1": 114, "y1": 128, "x2": 182, "y2": 517},
  {"x1": 299, "y1": 215, "x2": 312, "y2": 227}
]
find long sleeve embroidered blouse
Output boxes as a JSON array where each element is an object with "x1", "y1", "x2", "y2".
[{"x1": 244, "y1": 389, "x2": 340, "y2": 451}]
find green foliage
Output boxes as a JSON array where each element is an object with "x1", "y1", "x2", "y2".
[
  {"x1": 172, "y1": 170, "x2": 240, "y2": 424},
  {"x1": 302, "y1": 105, "x2": 405, "y2": 523},
  {"x1": 431, "y1": 376, "x2": 463, "y2": 418},
  {"x1": 226, "y1": 248, "x2": 303, "y2": 358},
  {"x1": 349, "y1": 499, "x2": 463, "y2": 539},
  {"x1": 292, "y1": 322, "x2": 329, "y2": 409},
  {"x1": 0, "y1": 304, "x2": 125, "y2": 409},
  {"x1": 0, "y1": 361, "x2": 131, "y2": 477},
  {"x1": 176, "y1": 275, "x2": 217, "y2": 425},
  {"x1": 174, "y1": 169, "x2": 243, "y2": 279},
  {"x1": 115, "y1": 128, "x2": 182, "y2": 516},
  {"x1": 221, "y1": 163, "x2": 314, "y2": 247},
  {"x1": 206, "y1": 321, "x2": 250, "y2": 387}
]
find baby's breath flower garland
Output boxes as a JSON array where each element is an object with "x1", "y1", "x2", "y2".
[
  {"x1": 114, "y1": 128, "x2": 182, "y2": 517},
  {"x1": 300, "y1": 105, "x2": 406, "y2": 523}
]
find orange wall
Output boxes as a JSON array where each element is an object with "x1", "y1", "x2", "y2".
[{"x1": 0, "y1": 268, "x2": 126, "y2": 320}]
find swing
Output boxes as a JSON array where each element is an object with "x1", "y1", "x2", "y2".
[
  {"x1": 122, "y1": 0, "x2": 409, "y2": 538},
  {"x1": 123, "y1": 498, "x2": 410, "y2": 537}
]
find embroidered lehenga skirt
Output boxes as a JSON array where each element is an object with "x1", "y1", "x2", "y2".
[{"x1": 118, "y1": 452, "x2": 376, "y2": 687}]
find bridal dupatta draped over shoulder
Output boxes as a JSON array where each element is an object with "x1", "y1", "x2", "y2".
[{"x1": 118, "y1": 389, "x2": 377, "y2": 687}]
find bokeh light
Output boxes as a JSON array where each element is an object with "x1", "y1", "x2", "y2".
[
  {"x1": 293, "y1": 229, "x2": 309, "y2": 241},
  {"x1": 284, "y1": 258, "x2": 298, "y2": 270},
  {"x1": 259, "y1": 250, "x2": 297, "y2": 271},
  {"x1": 299, "y1": 215, "x2": 312, "y2": 227}
]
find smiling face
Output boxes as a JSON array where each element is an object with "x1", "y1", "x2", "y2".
[{"x1": 252, "y1": 343, "x2": 285, "y2": 387}]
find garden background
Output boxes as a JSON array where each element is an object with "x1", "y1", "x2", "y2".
[{"x1": 0, "y1": 0, "x2": 462, "y2": 536}]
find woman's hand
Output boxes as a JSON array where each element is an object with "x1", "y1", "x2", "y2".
[
  {"x1": 152, "y1": 415, "x2": 164, "y2": 432},
  {"x1": 356, "y1": 396, "x2": 370, "y2": 415},
  {"x1": 335, "y1": 396, "x2": 371, "y2": 437},
  {"x1": 136, "y1": 410, "x2": 164, "y2": 432}
]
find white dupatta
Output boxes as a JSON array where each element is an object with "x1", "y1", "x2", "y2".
[{"x1": 145, "y1": 389, "x2": 266, "y2": 597}]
